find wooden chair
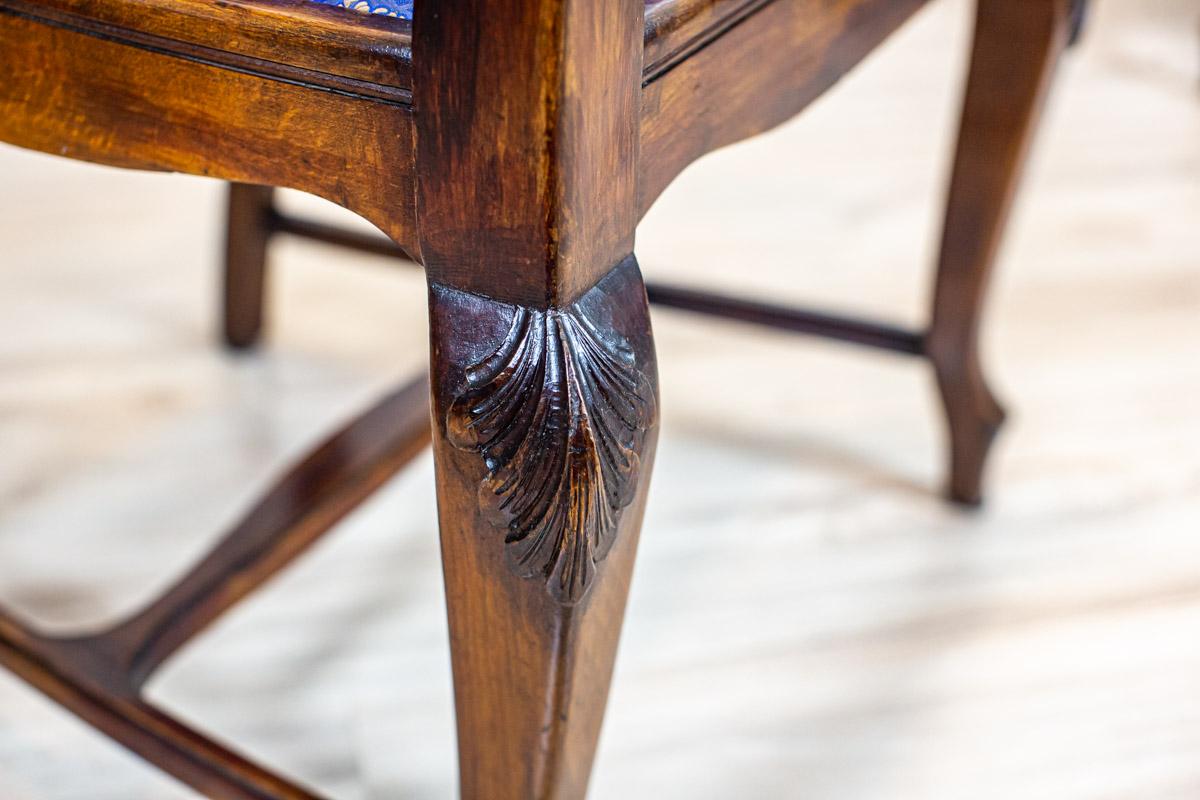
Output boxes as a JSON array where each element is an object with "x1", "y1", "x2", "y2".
[{"x1": 0, "y1": 0, "x2": 1079, "y2": 797}]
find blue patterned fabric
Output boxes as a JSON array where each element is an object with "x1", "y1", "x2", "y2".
[
  {"x1": 310, "y1": 0, "x2": 413, "y2": 19},
  {"x1": 309, "y1": 0, "x2": 663, "y2": 21}
]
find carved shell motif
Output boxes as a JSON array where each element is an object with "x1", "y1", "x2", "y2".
[{"x1": 447, "y1": 304, "x2": 656, "y2": 605}]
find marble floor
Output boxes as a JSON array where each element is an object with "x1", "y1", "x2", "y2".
[{"x1": 1, "y1": 0, "x2": 1198, "y2": 798}]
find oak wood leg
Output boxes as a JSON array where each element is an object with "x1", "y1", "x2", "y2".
[
  {"x1": 426, "y1": 257, "x2": 658, "y2": 800},
  {"x1": 223, "y1": 183, "x2": 275, "y2": 350},
  {"x1": 929, "y1": 0, "x2": 1072, "y2": 505}
]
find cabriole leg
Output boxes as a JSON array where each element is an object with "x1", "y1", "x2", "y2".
[
  {"x1": 929, "y1": 0, "x2": 1073, "y2": 505},
  {"x1": 427, "y1": 257, "x2": 658, "y2": 800}
]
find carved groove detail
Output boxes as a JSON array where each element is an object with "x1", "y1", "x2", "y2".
[{"x1": 447, "y1": 303, "x2": 655, "y2": 604}]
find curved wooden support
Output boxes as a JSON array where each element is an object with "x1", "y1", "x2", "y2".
[
  {"x1": 0, "y1": 375, "x2": 430, "y2": 798},
  {"x1": 428, "y1": 257, "x2": 659, "y2": 799},
  {"x1": 0, "y1": 5, "x2": 419, "y2": 255},
  {"x1": 929, "y1": 0, "x2": 1073, "y2": 505},
  {"x1": 0, "y1": 610, "x2": 325, "y2": 799},
  {"x1": 638, "y1": 0, "x2": 929, "y2": 214},
  {"x1": 102, "y1": 376, "x2": 430, "y2": 687}
]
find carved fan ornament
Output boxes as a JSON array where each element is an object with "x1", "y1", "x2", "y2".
[{"x1": 447, "y1": 302, "x2": 656, "y2": 605}]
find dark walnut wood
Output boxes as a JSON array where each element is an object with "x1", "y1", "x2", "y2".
[
  {"x1": 0, "y1": 0, "x2": 1078, "y2": 797},
  {"x1": 413, "y1": 0, "x2": 662, "y2": 796},
  {"x1": 412, "y1": 0, "x2": 644, "y2": 306},
  {"x1": 2, "y1": 0, "x2": 414, "y2": 99},
  {"x1": 0, "y1": 3, "x2": 420, "y2": 254},
  {"x1": 639, "y1": 0, "x2": 929, "y2": 213},
  {"x1": 445, "y1": 257, "x2": 657, "y2": 604},
  {"x1": 224, "y1": 183, "x2": 275, "y2": 349},
  {"x1": 428, "y1": 258, "x2": 658, "y2": 800},
  {"x1": 928, "y1": 0, "x2": 1073, "y2": 505}
]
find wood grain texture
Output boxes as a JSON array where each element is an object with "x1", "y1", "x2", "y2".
[
  {"x1": 643, "y1": 0, "x2": 764, "y2": 76},
  {"x1": 0, "y1": 0, "x2": 934, "y2": 265},
  {"x1": 428, "y1": 258, "x2": 659, "y2": 800},
  {"x1": 0, "y1": 0, "x2": 1077, "y2": 796},
  {"x1": 413, "y1": 0, "x2": 645, "y2": 305},
  {"x1": 928, "y1": 0, "x2": 1073, "y2": 505},
  {"x1": 639, "y1": 0, "x2": 928, "y2": 214},
  {"x1": 1, "y1": 0, "x2": 924, "y2": 104},
  {"x1": 0, "y1": 9, "x2": 419, "y2": 254},
  {"x1": 0, "y1": 0, "x2": 413, "y2": 96},
  {"x1": 3, "y1": 2, "x2": 1195, "y2": 795},
  {"x1": 445, "y1": 260, "x2": 657, "y2": 605},
  {"x1": 413, "y1": 1, "x2": 657, "y2": 792}
]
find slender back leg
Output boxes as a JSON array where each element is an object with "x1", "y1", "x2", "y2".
[
  {"x1": 223, "y1": 183, "x2": 275, "y2": 349},
  {"x1": 929, "y1": 0, "x2": 1073, "y2": 505}
]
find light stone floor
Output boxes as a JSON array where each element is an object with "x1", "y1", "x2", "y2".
[{"x1": 1, "y1": 1, "x2": 1198, "y2": 798}]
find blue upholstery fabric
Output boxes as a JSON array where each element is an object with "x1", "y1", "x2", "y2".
[
  {"x1": 310, "y1": 0, "x2": 662, "y2": 21},
  {"x1": 310, "y1": 0, "x2": 413, "y2": 19}
]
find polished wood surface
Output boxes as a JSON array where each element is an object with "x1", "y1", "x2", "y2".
[
  {"x1": 4, "y1": 10, "x2": 1198, "y2": 789},
  {"x1": 413, "y1": 0, "x2": 660, "y2": 795},
  {"x1": 928, "y1": 0, "x2": 1073, "y2": 504},
  {"x1": 0, "y1": 0, "x2": 1075, "y2": 796},
  {"x1": 639, "y1": 0, "x2": 928, "y2": 213},
  {"x1": 428, "y1": 261, "x2": 659, "y2": 799},
  {"x1": 0, "y1": 0, "x2": 933, "y2": 252},
  {"x1": 2, "y1": 0, "x2": 922, "y2": 104},
  {"x1": 1, "y1": 0, "x2": 414, "y2": 95},
  {"x1": 0, "y1": 7, "x2": 419, "y2": 253},
  {"x1": 412, "y1": 0, "x2": 644, "y2": 305},
  {"x1": 643, "y1": 0, "x2": 760, "y2": 74}
]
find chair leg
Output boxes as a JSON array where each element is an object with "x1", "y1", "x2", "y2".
[
  {"x1": 928, "y1": 0, "x2": 1073, "y2": 506},
  {"x1": 426, "y1": 256, "x2": 659, "y2": 800},
  {"x1": 223, "y1": 183, "x2": 275, "y2": 350}
]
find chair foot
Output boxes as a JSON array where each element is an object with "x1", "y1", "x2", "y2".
[{"x1": 931, "y1": 352, "x2": 1006, "y2": 507}]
